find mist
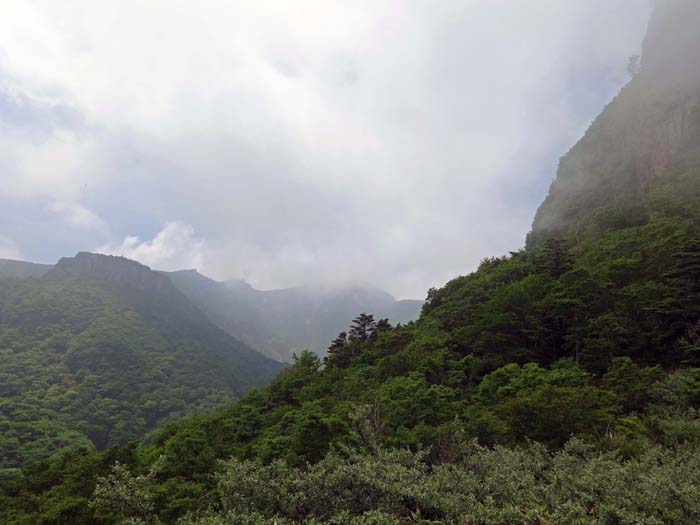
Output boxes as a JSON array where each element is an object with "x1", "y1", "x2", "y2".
[{"x1": 0, "y1": 1, "x2": 650, "y2": 298}]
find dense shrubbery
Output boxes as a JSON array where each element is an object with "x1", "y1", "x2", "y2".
[{"x1": 93, "y1": 437, "x2": 700, "y2": 525}]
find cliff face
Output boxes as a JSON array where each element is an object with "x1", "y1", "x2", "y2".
[{"x1": 530, "y1": 0, "x2": 700, "y2": 245}]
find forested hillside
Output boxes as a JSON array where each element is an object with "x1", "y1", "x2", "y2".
[
  {"x1": 0, "y1": 259, "x2": 51, "y2": 280},
  {"x1": 3, "y1": 1, "x2": 700, "y2": 524},
  {"x1": 0, "y1": 253, "x2": 282, "y2": 479}
]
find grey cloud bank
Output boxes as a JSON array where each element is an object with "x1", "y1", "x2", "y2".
[{"x1": 0, "y1": 1, "x2": 650, "y2": 298}]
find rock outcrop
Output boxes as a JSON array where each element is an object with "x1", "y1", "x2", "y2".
[
  {"x1": 530, "y1": 0, "x2": 700, "y2": 245},
  {"x1": 48, "y1": 252, "x2": 173, "y2": 293}
]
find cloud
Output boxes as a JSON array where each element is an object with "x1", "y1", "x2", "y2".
[
  {"x1": 47, "y1": 201, "x2": 106, "y2": 230},
  {"x1": 0, "y1": 235, "x2": 23, "y2": 260},
  {"x1": 0, "y1": 1, "x2": 651, "y2": 297},
  {"x1": 97, "y1": 221, "x2": 204, "y2": 272}
]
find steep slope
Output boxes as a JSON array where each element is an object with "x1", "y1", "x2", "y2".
[
  {"x1": 0, "y1": 253, "x2": 282, "y2": 476},
  {"x1": 530, "y1": 0, "x2": 700, "y2": 245},
  {"x1": 166, "y1": 269, "x2": 423, "y2": 361}
]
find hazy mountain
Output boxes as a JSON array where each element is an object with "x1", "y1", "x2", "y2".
[
  {"x1": 0, "y1": 256, "x2": 422, "y2": 363},
  {"x1": 0, "y1": 252, "x2": 282, "y2": 475},
  {"x1": 165, "y1": 269, "x2": 423, "y2": 361},
  {"x1": 529, "y1": 0, "x2": 700, "y2": 246},
  {"x1": 0, "y1": 259, "x2": 51, "y2": 279}
]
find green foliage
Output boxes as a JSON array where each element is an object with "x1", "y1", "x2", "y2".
[
  {"x1": 90, "y1": 456, "x2": 165, "y2": 525},
  {"x1": 99, "y1": 439, "x2": 700, "y2": 525},
  {"x1": 8, "y1": 196, "x2": 700, "y2": 521},
  {"x1": 0, "y1": 266, "x2": 282, "y2": 476},
  {"x1": 5, "y1": 192, "x2": 700, "y2": 523}
]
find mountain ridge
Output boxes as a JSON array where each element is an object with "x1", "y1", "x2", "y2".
[
  {"x1": 165, "y1": 268, "x2": 423, "y2": 361},
  {"x1": 0, "y1": 255, "x2": 422, "y2": 362}
]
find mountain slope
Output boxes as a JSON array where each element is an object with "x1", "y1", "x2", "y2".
[
  {"x1": 0, "y1": 259, "x2": 51, "y2": 279},
  {"x1": 0, "y1": 253, "x2": 283, "y2": 476},
  {"x1": 166, "y1": 269, "x2": 423, "y2": 361},
  {"x1": 530, "y1": 0, "x2": 700, "y2": 246},
  {"x1": 4, "y1": 2, "x2": 700, "y2": 523}
]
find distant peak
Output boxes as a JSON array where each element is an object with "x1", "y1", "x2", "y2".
[
  {"x1": 48, "y1": 252, "x2": 172, "y2": 292},
  {"x1": 312, "y1": 281, "x2": 396, "y2": 300},
  {"x1": 169, "y1": 268, "x2": 201, "y2": 276},
  {"x1": 225, "y1": 279, "x2": 255, "y2": 292},
  {"x1": 60, "y1": 251, "x2": 152, "y2": 270}
]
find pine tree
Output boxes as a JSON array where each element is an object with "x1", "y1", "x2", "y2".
[
  {"x1": 375, "y1": 318, "x2": 392, "y2": 335},
  {"x1": 326, "y1": 331, "x2": 350, "y2": 367},
  {"x1": 348, "y1": 313, "x2": 377, "y2": 342},
  {"x1": 328, "y1": 331, "x2": 348, "y2": 354}
]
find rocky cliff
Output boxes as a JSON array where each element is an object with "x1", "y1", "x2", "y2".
[{"x1": 530, "y1": 0, "x2": 700, "y2": 245}]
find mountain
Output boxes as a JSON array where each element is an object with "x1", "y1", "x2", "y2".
[
  {"x1": 165, "y1": 269, "x2": 423, "y2": 361},
  {"x1": 0, "y1": 259, "x2": 51, "y2": 279},
  {"x1": 4, "y1": 2, "x2": 700, "y2": 524},
  {"x1": 529, "y1": 0, "x2": 700, "y2": 246},
  {"x1": 0, "y1": 257, "x2": 423, "y2": 363},
  {"x1": 0, "y1": 252, "x2": 283, "y2": 477}
]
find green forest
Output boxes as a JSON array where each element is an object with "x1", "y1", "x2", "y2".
[
  {"x1": 3, "y1": 1, "x2": 700, "y2": 524},
  {"x1": 3, "y1": 160, "x2": 700, "y2": 524},
  {"x1": 0, "y1": 258, "x2": 282, "y2": 479}
]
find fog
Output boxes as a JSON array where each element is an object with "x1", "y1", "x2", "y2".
[{"x1": 0, "y1": 1, "x2": 650, "y2": 298}]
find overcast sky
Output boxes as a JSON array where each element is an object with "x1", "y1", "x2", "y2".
[{"x1": 0, "y1": 1, "x2": 650, "y2": 298}]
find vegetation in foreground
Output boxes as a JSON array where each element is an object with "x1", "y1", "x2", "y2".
[{"x1": 94, "y1": 435, "x2": 700, "y2": 525}]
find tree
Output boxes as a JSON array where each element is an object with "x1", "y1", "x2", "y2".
[
  {"x1": 659, "y1": 239, "x2": 700, "y2": 348},
  {"x1": 374, "y1": 318, "x2": 392, "y2": 336},
  {"x1": 326, "y1": 331, "x2": 352, "y2": 368},
  {"x1": 348, "y1": 402, "x2": 385, "y2": 454},
  {"x1": 679, "y1": 319, "x2": 700, "y2": 365},
  {"x1": 327, "y1": 331, "x2": 348, "y2": 355},
  {"x1": 536, "y1": 237, "x2": 573, "y2": 278},
  {"x1": 90, "y1": 456, "x2": 165, "y2": 525},
  {"x1": 349, "y1": 313, "x2": 377, "y2": 342}
]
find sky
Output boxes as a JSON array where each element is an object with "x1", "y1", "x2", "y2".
[{"x1": 0, "y1": 1, "x2": 651, "y2": 299}]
